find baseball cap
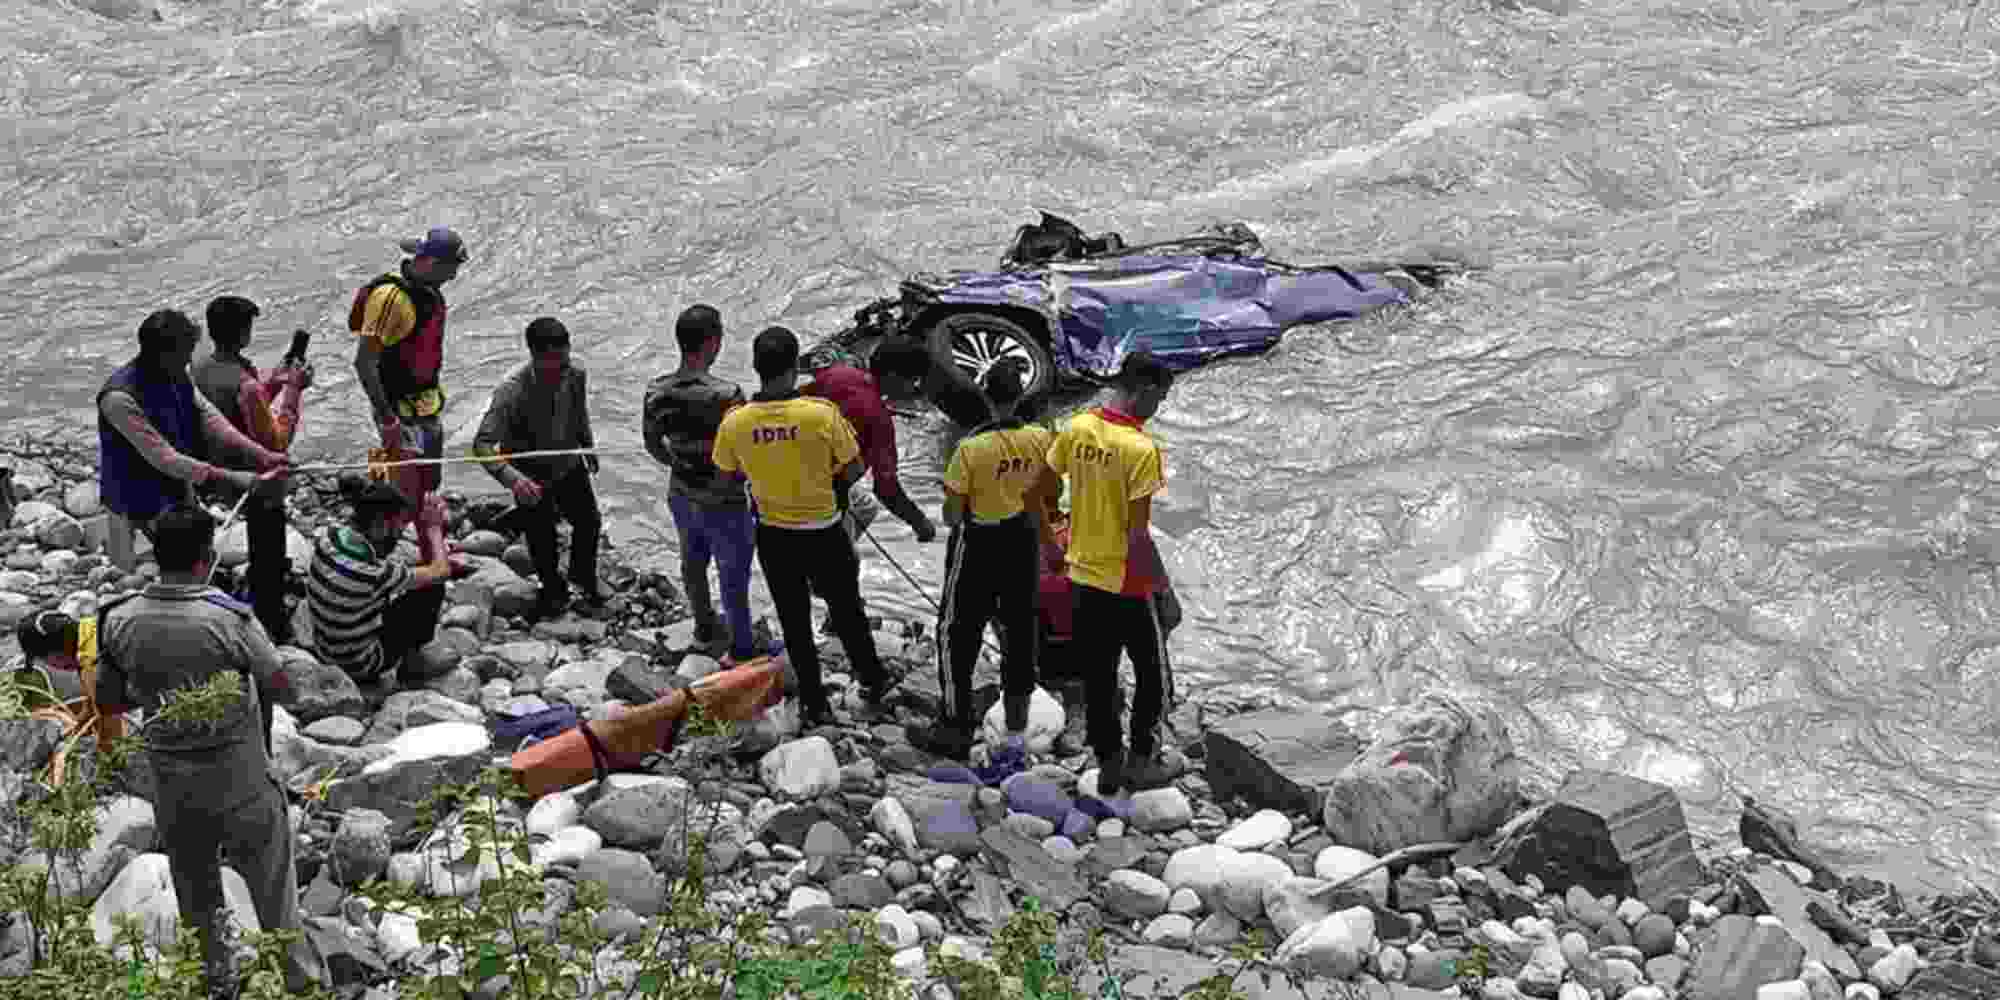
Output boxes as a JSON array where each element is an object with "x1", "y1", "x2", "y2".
[{"x1": 398, "y1": 226, "x2": 467, "y2": 262}]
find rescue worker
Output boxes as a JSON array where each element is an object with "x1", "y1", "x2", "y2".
[
  {"x1": 91, "y1": 505, "x2": 327, "y2": 998},
  {"x1": 1038, "y1": 351, "x2": 1179, "y2": 795},
  {"x1": 910, "y1": 359, "x2": 1056, "y2": 760},
  {"x1": 642, "y1": 305, "x2": 762, "y2": 662},
  {"x1": 803, "y1": 338, "x2": 938, "y2": 545},
  {"x1": 190, "y1": 295, "x2": 313, "y2": 641},
  {"x1": 712, "y1": 326, "x2": 894, "y2": 726},
  {"x1": 472, "y1": 317, "x2": 606, "y2": 619},
  {"x1": 97, "y1": 309, "x2": 291, "y2": 571},
  {"x1": 351, "y1": 225, "x2": 464, "y2": 506}
]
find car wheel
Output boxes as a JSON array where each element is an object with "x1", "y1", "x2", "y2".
[{"x1": 925, "y1": 311, "x2": 1055, "y2": 404}]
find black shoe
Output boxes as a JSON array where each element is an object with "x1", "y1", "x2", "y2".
[
  {"x1": 800, "y1": 700, "x2": 841, "y2": 729},
  {"x1": 909, "y1": 722, "x2": 976, "y2": 761},
  {"x1": 1095, "y1": 749, "x2": 1128, "y2": 798},
  {"x1": 1123, "y1": 751, "x2": 1177, "y2": 791},
  {"x1": 532, "y1": 591, "x2": 570, "y2": 620},
  {"x1": 691, "y1": 619, "x2": 726, "y2": 648}
]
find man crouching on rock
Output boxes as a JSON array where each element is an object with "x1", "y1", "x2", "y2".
[
  {"x1": 91, "y1": 505, "x2": 328, "y2": 997},
  {"x1": 305, "y1": 475, "x2": 462, "y2": 688}
]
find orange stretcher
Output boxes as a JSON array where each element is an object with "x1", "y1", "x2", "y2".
[{"x1": 508, "y1": 654, "x2": 789, "y2": 798}]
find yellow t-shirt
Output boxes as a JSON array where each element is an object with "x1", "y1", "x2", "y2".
[
  {"x1": 945, "y1": 424, "x2": 1055, "y2": 524},
  {"x1": 1046, "y1": 407, "x2": 1164, "y2": 595},
  {"x1": 712, "y1": 396, "x2": 861, "y2": 528},
  {"x1": 355, "y1": 284, "x2": 444, "y2": 418}
]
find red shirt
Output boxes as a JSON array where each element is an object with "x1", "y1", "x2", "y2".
[{"x1": 803, "y1": 364, "x2": 901, "y2": 498}]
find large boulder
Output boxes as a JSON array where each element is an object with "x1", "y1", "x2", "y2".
[
  {"x1": 277, "y1": 647, "x2": 366, "y2": 725},
  {"x1": 1683, "y1": 914, "x2": 1805, "y2": 1000},
  {"x1": 92, "y1": 853, "x2": 259, "y2": 951},
  {"x1": 1319, "y1": 694, "x2": 1521, "y2": 856},
  {"x1": 1732, "y1": 865, "x2": 1860, "y2": 979},
  {"x1": 322, "y1": 723, "x2": 494, "y2": 842},
  {"x1": 361, "y1": 690, "x2": 484, "y2": 744},
  {"x1": 15, "y1": 796, "x2": 156, "y2": 903},
  {"x1": 1488, "y1": 769, "x2": 1705, "y2": 910},
  {"x1": 581, "y1": 777, "x2": 697, "y2": 850},
  {"x1": 1204, "y1": 710, "x2": 1360, "y2": 815}
]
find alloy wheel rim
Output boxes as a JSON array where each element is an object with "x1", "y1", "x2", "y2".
[{"x1": 949, "y1": 328, "x2": 1039, "y2": 387}]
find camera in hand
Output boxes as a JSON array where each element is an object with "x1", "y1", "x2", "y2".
[{"x1": 283, "y1": 328, "x2": 311, "y2": 367}]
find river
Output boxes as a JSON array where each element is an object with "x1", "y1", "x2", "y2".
[{"x1": 5, "y1": 0, "x2": 1999, "y2": 891}]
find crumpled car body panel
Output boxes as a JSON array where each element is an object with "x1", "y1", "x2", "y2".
[{"x1": 904, "y1": 252, "x2": 1415, "y2": 381}]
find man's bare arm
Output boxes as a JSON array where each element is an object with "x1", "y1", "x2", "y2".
[{"x1": 353, "y1": 336, "x2": 396, "y2": 426}]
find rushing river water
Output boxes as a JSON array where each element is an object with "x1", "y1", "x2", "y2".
[{"x1": 7, "y1": 0, "x2": 2000, "y2": 890}]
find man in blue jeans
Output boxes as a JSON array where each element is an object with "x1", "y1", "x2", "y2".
[{"x1": 643, "y1": 305, "x2": 762, "y2": 662}]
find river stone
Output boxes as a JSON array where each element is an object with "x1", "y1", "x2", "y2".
[
  {"x1": 322, "y1": 723, "x2": 493, "y2": 842},
  {"x1": 1685, "y1": 914, "x2": 1805, "y2": 1000},
  {"x1": 1130, "y1": 786, "x2": 1192, "y2": 832},
  {"x1": 1273, "y1": 906, "x2": 1376, "y2": 980},
  {"x1": 581, "y1": 778, "x2": 696, "y2": 849},
  {"x1": 1489, "y1": 768, "x2": 1705, "y2": 911},
  {"x1": 1203, "y1": 709, "x2": 1361, "y2": 815},
  {"x1": 760, "y1": 736, "x2": 841, "y2": 799},
  {"x1": 1103, "y1": 869, "x2": 1172, "y2": 920},
  {"x1": 1215, "y1": 809, "x2": 1293, "y2": 851},
  {"x1": 1320, "y1": 693, "x2": 1521, "y2": 856},
  {"x1": 328, "y1": 808, "x2": 394, "y2": 887},
  {"x1": 1733, "y1": 865, "x2": 1861, "y2": 979},
  {"x1": 278, "y1": 647, "x2": 366, "y2": 725},
  {"x1": 91, "y1": 853, "x2": 259, "y2": 951},
  {"x1": 574, "y1": 849, "x2": 667, "y2": 917},
  {"x1": 1312, "y1": 844, "x2": 1389, "y2": 907},
  {"x1": 361, "y1": 690, "x2": 483, "y2": 744}
]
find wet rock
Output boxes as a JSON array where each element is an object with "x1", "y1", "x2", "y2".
[
  {"x1": 1633, "y1": 912, "x2": 1677, "y2": 958},
  {"x1": 830, "y1": 873, "x2": 894, "y2": 909},
  {"x1": 1685, "y1": 914, "x2": 1805, "y2": 1000},
  {"x1": 1739, "y1": 796, "x2": 1838, "y2": 888},
  {"x1": 1489, "y1": 769, "x2": 1705, "y2": 910},
  {"x1": 1203, "y1": 709, "x2": 1360, "y2": 815},
  {"x1": 1320, "y1": 694, "x2": 1521, "y2": 855}
]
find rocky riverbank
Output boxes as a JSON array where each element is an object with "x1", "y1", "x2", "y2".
[{"x1": 2, "y1": 437, "x2": 1998, "y2": 1000}]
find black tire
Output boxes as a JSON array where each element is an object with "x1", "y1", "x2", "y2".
[{"x1": 924, "y1": 311, "x2": 1055, "y2": 409}]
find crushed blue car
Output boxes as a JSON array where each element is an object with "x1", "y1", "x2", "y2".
[{"x1": 807, "y1": 213, "x2": 1460, "y2": 425}]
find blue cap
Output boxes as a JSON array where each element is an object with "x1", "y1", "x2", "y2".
[{"x1": 398, "y1": 226, "x2": 466, "y2": 261}]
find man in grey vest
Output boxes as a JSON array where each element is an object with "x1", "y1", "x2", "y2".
[
  {"x1": 92, "y1": 505, "x2": 325, "y2": 998},
  {"x1": 191, "y1": 295, "x2": 314, "y2": 641}
]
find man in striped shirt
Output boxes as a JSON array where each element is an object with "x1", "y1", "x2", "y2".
[{"x1": 306, "y1": 476, "x2": 459, "y2": 684}]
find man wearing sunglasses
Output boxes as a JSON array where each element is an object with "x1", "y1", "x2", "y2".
[{"x1": 350, "y1": 226, "x2": 466, "y2": 507}]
